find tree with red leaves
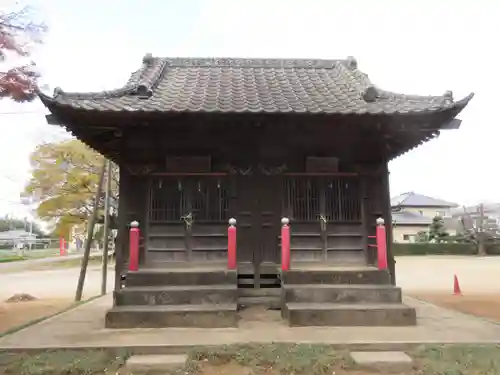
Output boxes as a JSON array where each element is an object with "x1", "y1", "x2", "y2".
[{"x1": 0, "y1": 4, "x2": 46, "y2": 102}]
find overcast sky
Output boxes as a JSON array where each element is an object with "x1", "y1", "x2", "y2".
[{"x1": 0, "y1": 0, "x2": 496, "y2": 217}]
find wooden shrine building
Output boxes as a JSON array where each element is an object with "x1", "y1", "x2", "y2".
[{"x1": 40, "y1": 56, "x2": 473, "y2": 328}]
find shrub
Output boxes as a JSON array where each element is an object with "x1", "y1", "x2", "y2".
[{"x1": 392, "y1": 242, "x2": 500, "y2": 256}]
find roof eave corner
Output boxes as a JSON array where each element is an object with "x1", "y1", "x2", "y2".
[
  {"x1": 450, "y1": 92, "x2": 474, "y2": 112},
  {"x1": 457, "y1": 92, "x2": 475, "y2": 106},
  {"x1": 37, "y1": 85, "x2": 66, "y2": 107}
]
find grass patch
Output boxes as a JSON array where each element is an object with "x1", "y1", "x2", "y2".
[
  {"x1": 186, "y1": 343, "x2": 353, "y2": 375},
  {"x1": 410, "y1": 344, "x2": 500, "y2": 375},
  {"x1": 0, "y1": 256, "x2": 26, "y2": 263},
  {"x1": 0, "y1": 349, "x2": 130, "y2": 375},
  {"x1": 185, "y1": 344, "x2": 500, "y2": 375},
  {"x1": 1, "y1": 344, "x2": 500, "y2": 375}
]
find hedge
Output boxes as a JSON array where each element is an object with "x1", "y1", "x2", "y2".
[{"x1": 392, "y1": 242, "x2": 500, "y2": 256}]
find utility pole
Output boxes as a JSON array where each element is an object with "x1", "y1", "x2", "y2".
[
  {"x1": 75, "y1": 161, "x2": 106, "y2": 302},
  {"x1": 101, "y1": 159, "x2": 112, "y2": 295},
  {"x1": 28, "y1": 219, "x2": 33, "y2": 252},
  {"x1": 478, "y1": 203, "x2": 486, "y2": 256}
]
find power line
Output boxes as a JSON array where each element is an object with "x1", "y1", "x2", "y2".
[{"x1": 0, "y1": 111, "x2": 46, "y2": 115}]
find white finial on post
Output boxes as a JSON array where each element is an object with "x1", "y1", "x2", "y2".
[
  {"x1": 376, "y1": 217, "x2": 385, "y2": 226},
  {"x1": 130, "y1": 221, "x2": 139, "y2": 228},
  {"x1": 228, "y1": 218, "x2": 236, "y2": 227},
  {"x1": 281, "y1": 217, "x2": 290, "y2": 226}
]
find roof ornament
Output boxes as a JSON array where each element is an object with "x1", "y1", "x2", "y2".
[
  {"x1": 136, "y1": 84, "x2": 153, "y2": 99},
  {"x1": 142, "y1": 53, "x2": 154, "y2": 65},
  {"x1": 346, "y1": 56, "x2": 358, "y2": 70},
  {"x1": 363, "y1": 86, "x2": 379, "y2": 103},
  {"x1": 443, "y1": 90, "x2": 454, "y2": 105},
  {"x1": 53, "y1": 87, "x2": 64, "y2": 97}
]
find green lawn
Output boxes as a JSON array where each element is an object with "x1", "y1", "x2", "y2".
[{"x1": 0, "y1": 344, "x2": 499, "y2": 375}]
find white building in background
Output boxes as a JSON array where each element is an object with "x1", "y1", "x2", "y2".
[{"x1": 0, "y1": 229, "x2": 41, "y2": 248}]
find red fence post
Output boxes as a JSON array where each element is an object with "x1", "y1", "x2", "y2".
[
  {"x1": 129, "y1": 221, "x2": 140, "y2": 271},
  {"x1": 376, "y1": 217, "x2": 388, "y2": 270},
  {"x1": 227, "y1": 218, "x2": 237, "y2": 270},
  {"x1": 281, "y1": 217, "x2": 291, "y2": 271}
]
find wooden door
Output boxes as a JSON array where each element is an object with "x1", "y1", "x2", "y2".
[
  {"x1": 235, "y1": 175, "x2": 257, "y2": 266},
  {"x1": 234, "y1": 174, "x2": 282, "y2": 270},
  {"x1": 255, "y1": 174, "x2": 281, "y2": 266}
]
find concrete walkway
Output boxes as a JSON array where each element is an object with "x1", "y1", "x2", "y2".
[
  {"x1": 0, "y1": 254, "x2": 83, "y2": 271},
  {"x1": 0, "y1": 266, "x2": 115, "y2": 300},
  {"x1": 1, "y1": 294, "x2": 499, "y2": 352}
]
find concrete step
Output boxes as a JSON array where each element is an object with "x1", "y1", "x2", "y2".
[
  {"x1": 115, "y1": 285, "x2": 237, "y2": 306},
  {"x1": 238, "y1": 296, "x2": 281, "y2": 309},
  {"x1": 283, "y1": 284, "x2": 402, "y2": 304},
  {"x1": 125, "y1": 269, "x2": 237, "y2": 287},
  {"x1": 125, "y1": 354, "x2": 187, "y2": 374},
  {"x1": 281, "y1": 267, "x2": 391, "y2": 285},
  {"x1": 105, "y1": 304, "x2": 238, "y2": 328},
  {"x1": 283, "y1": 302, "x2": 417, "y2": 327},
  {"x1": 238, "y1": 288, "x2": 281, "y2": 297}
]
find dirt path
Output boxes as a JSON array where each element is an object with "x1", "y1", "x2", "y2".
[
  {"x1": 0, "y1": 299, "x2": 73, "y2": 334},
  {"x1": 410, "y1": 293, "x2": 500, "y2": 322}
]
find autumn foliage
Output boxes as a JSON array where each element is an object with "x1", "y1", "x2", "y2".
[
  {"x1": 0, "y1": 5, "x2": 46, "y2": 102},
  {"x1": 24, "y1": 140, "x2": 118, "y2": 237}
]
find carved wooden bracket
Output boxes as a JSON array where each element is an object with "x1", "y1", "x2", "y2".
[
  {"x1": 223, "y1": 163, "x2": 288, "y2": 175},
  {"x1": 258, "y1": 164, "x2": 288, "y2": 175},
  {"x1": 126, "y1": 164, "x2": 157, "y2": 175}
]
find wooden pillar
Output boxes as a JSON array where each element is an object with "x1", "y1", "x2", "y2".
[
  {"x1": 114, "y1": 166, "x2": 129, "y2": 294},
  {"x1": 380, "y1": 161, "x2": 396, "y2": 285}
]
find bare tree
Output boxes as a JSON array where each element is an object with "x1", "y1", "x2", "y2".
[{"x1": 459, "y1": 203, "x2": 500, "y2": 255}]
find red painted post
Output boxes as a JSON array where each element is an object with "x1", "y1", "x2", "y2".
[
  {"x1": 227, "y1": 218, "x2": 237, "y2": 270},
  {"x1": 59, "y1": 237, "x2": 66, "y2": 256},
  {"x1": 281, "y1": 217, "x2": 291, "y2": 271},
  {"x1": 129, "y1": 221, "x2": 140, "y2": 271},
  {"x1": 376, "y1": 217, "x2": 388, "y2": 270}
]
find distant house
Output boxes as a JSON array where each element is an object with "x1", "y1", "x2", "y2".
[
  {"x1": 0, "y1": 230, "x2": 38, "y2": 247},
  {"x1": 391, "y1": 192, "x2": 459, "y2": 243}
]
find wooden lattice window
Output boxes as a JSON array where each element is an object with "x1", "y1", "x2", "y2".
[
  {"x1": 149, "y1": 177, "x2": 229, "y2": 223},
  {"x1": 284, "y1": 176, "x2": 361, "y2": 223}
]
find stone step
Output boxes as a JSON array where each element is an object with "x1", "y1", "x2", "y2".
[
  {"x1": 125, "y1": 354, "x2": 187, "y2": 374},
  {"x1": 105, "y1": 304, "x2": 238, "y2": 328},
  {"x1": 125, "y1": 269, "x2": 237, "y2": 287},
  {"x1": 350, "y1": 351, "x2": 413, "y2": 372},
  {"x1": 283, "y1": 302, "x2": 417, "y2": 327},
  {"x1": 115, "y1": 285, "x2": 237, "y2": 306},
  {"x1": 283, "y1": 284, "x2": 402, "y2": 304},
  {"x1": 238, "y1": 296, "x2": 281, "y2": 309},
  {"x1": 281, "y1": 267, "x2": 391, "y2": 285}
]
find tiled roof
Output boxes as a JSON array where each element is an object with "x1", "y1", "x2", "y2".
[
  {"x1": 392, "y1": 211, "x2": 433, "y2": 225},
  {"x1": 390, "y1": 192, "x2": 457, "y2": 208},
  {"x1": 392, "y1": 210, "x2": 460, "y2": 230},
  {"x1": 38, "y1": 55, "x2": 474, "y2": 115}
]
